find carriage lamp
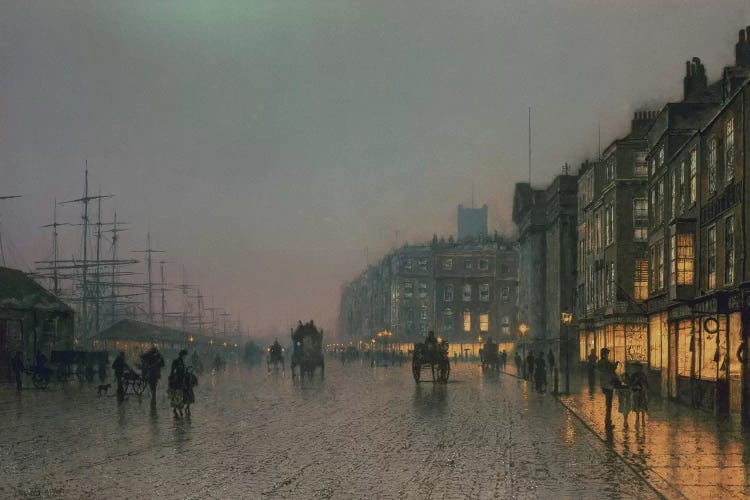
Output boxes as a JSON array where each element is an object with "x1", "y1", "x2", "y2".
[{"x1": 189, "y1": 336, "x2": 194, "y2": 343}]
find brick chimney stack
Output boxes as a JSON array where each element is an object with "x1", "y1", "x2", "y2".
[
  {"x1": 683, "y1": 57, "x2": 708, "y2": 101},
  {"x1": 736, "y1": 27, "x2": 750, "y2": 67},
  {"x1": 630, "y1": 110, "x2": 658, "y2": 136}
]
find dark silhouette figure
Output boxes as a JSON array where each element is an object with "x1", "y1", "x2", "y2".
[
  {"x1": 598, "y1": 348, "x2": 619, "y2": 430},
  {"x1": 214, "y1": 354, "x2": 224, "y2": 373},
  {"x1": 629, "y1": 364, "x2": 649, "y2": 426},
  {"x1": 112, "y1": 351, "x2": 129, "y2": 401},
  {"x1": 11, "y1": 351, "x2": 24, "y2": 391},
  {"x1": 534, "y1": 353, "x2": 547, "y2": 393},
  {"x1": 526, "y1": 352, "x2": 535, "y2": 380},
  {"x1": 191, "y1": 351, "x2": 204, "y2": 374},
  {"x1": 587, "y1": 349, "x2": 598, "y2": 387},
  {"x1": 514, "y1": 352, "x2": 522, "y2": 375},
  {"x1": 169, "y1": 350, "x2": 188, "y2": 417},
  {"x1": 183, "y1": 367, "x2": 198, "y2": 416},
  {"x1": 425, "y1": 331, "x2": 438, "y2": 350},
  {"x1": 140, "y1": 346, "x2": 165, "y2": 403}
]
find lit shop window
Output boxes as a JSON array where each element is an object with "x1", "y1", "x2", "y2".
[{"x1": 479, "y1": 314, "x2": 489, "y2": 333}]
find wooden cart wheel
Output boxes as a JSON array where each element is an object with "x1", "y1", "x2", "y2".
[{"x1": 134, "y1": 378, "x2": 147, "y2": 395}]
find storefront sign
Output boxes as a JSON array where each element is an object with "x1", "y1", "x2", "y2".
[
  {"x1": 694, "y1": 298, "x2": 718, "y2": 314},
  {"x1": 728, "y1": 293, "x2": 742, "y2": 311}
]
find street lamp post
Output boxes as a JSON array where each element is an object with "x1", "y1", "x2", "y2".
[
  {"x1": 518, "y1": 323, "x2": 528, "y2": 378},
  {"x1": 561, "y1": 312, "x2": 573, "y2": 395}
]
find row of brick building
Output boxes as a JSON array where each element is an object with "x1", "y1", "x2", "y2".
[
  {"x1": 339, "y1": 211, "x2": 519, "y2": 350},
  {"x1": 515, "y1": 28, "x2": 750, "y2": 422}
]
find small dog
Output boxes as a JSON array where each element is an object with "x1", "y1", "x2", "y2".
[{"x1": 97, "y1": 383, "x2": 111, "y2": 396}]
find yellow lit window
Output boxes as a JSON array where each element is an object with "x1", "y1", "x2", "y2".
[
  {"x1": 648, "y1": 313, "x2": 667, "y2": 370},
  {"x1": 676, "y1": 320, "x2": 693, "y2": 378},
  {"x1": 479, "y1": 314, "x2": 489, "y2": 332},
  {"x1": 675, "y1": 234, "x2": 694, "y2": 285},
  {"x1": 634, "y1": 259, "x2": 648, "y2": 300},
  {"x1": 463, "y1": 312, "x2": 471, "y2": 332}
]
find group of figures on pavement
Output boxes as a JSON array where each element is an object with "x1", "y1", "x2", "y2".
[
  {"x1": 478, "y1": 339, "x2": 508, "y2": 372},
  {"x1": 111, "y1": 348, "x2": 200, "y2": 418},
  {"x1": 591, "y1": 347, "x2": 649, "y2": 429},
  {"x1": 517, "y1": 350, "x2": 555, "y2": 394}
]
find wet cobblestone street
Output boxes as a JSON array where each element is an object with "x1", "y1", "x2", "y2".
[{"x1": 2, "y1": 361, "x2": 658, "y2": 499}]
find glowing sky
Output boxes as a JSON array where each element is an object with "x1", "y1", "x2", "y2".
[{"x1": 1, "y1": 1, "x2": 748, "y2": 333}]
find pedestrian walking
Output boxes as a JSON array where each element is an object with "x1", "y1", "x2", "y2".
[
  {"x1": 587, "y1": 349, "x2": 598, "y2": 387},
  {"x1": 140, "y1": 346, "x2": 165, "y2": 403},
  {"x1": 112, "y1": 351, "x2": 129, "y2": 401},
  {"x1": 534, "y1": 353, "x2": 547, "y2": 393},
  {"x1": 191, "y1": 350, "x2": 204, "y2": 374},
  {"x1": 597, "y1": 348, "x2": 619, "y2": 430},
  {"x1": 629, "y1": 363, "x2": 649, "y2": 426},
  {"x1": 169, "y1": 350, "x2": 188, "y2": 417},
  {"x1": 11, "y1": 351, "x2": 24, "y2": 391},
  {"x1": 500, "y1": 350, "x2": 507, "y2": 371},
  {"x1": 514, "y1": 352, "x2": 522, "y2": 375},
  {"x1": 183, "y1": 366, "x2": 198, "y2": 416},
  {"x1": 526, "y1": 352, "x2": 535, "y2": 380},
  {"x1": 617, "y1": 371, "x2": 632, "y2": 428}
]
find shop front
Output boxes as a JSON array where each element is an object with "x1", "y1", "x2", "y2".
[
  {"x1": 674, "y1": 295, "x2": 743, "y2": 416},
  {"x1": 575, "y1": 317, "x2": 647, "y2": 375}
]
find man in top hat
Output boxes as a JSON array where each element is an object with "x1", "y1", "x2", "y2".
[{"x1": 597, "y1": 347, "x2": 619, "y2": 430}]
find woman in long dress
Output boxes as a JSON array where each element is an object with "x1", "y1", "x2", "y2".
[{"x1": 168, "y1": 349, "x2": 188, "y2": 417}]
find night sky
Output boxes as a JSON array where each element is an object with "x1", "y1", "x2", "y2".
[{"x1": 1, "y1": 1, "x2": 748, "y2": 333}]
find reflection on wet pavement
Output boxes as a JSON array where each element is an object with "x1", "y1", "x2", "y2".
[{"x1": 2, "y1": 361, "x2": 660, "y2": 499}]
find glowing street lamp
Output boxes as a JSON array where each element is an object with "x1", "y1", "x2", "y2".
[
  {"x1": 518, "y1": 323, "x2": 529, "y2": 378},
  {"x1": 560, "y1": 311, "x2": 573, "y2": 395}
]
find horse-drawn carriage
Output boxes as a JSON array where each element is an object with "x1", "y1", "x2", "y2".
[
  {"x1": 290, "y1": 321, "x2": 325, "y2": 377},
  {"x1": 42, "y1": 350, "x2": 109, "y2": 384},
  {"x1": 412, "y1": 334, "x2": 450, "y2": 383},
  {"x1": 267, "y1": 341, "x2": 285, "y2": 373},
  {"x1": 479, "y1": 339, "x2": 499, "y2": 371}
]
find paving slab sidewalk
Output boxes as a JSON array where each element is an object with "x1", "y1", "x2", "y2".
[{"x1": 500, "y1": 364, "x2": 750, "y2": 499}]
